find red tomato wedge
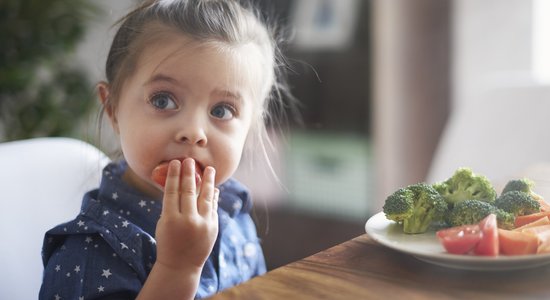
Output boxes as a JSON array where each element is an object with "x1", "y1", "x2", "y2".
[
  {"x1": 151, "y1": 160, "x2": 202, "y2": 188},
  {"x1": 498, "y1": 229, "x2": 538, "y2": 255},
  {"x1": 474, "y1": 214, "x2": 499, "y2": 256},
  {"x1": 436, "y1": 225, "x2": 482, "y2": 254}
]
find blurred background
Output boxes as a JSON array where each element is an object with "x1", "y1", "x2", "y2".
[{"x1": 2, "y1": 0, "x2": 550, "y2": 271}]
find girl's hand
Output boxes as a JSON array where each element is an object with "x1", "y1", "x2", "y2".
[{"x1": 154, "y1": 158, "x2": 219, "y2": 271}]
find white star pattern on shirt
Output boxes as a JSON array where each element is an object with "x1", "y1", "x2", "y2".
[
  {"x1": 101, "y1": 269, "x2": 112, "y2": 279},
  {"x1": 138, "y1": 200, "x2": 146, "y2": 207},
  {"x1": 120, "y1": 242, "x2": 129, "y2": 250},
  {"x1": 103, "y1": 210, "x2": 109, "y2": 215},
  {"x1": 74, "y1": 265, "x2": 81, "y2": 273},
  {"x1": 98, "y1": 285, "x2": 105, "y2": 292},
  {"x1": 85, "y1": 236, "x2": 93, "y2": 243},
  {"x1": 55, "y1": 265, "x2": 61, "y2": 272},
  {"x1": 121, "y1": 220, "x2": 130, "y2": 227},
  {"x1": 244, "y1": 242, "x2": 257, "y2": 258},
  {"x1": 112, "y1": 192, "x2": 119, "y2": 200},
  {"x1": 77, "y1": 220, "x2": 85, "y2": 227},
  {"x1": 54, "y1": 294, "x2": 61, "y2": 300}
]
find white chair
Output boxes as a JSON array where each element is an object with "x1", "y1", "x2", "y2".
[{"x1": 0, "y1": 137, "x2": 110, "y2": 299}]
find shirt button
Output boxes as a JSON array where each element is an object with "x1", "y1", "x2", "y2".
[
  {"x1": 243, "y1": 242, "x2": 256, "y2": 258},
  {"x1": 232, "y1": 201, "x2": 242, "y2": 211},
  {"x1": 219, "y1": 254, "x2": 227, "y2": 268}
]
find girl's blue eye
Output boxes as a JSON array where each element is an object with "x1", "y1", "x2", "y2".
[
  {"x1": 149, "y1": 93, "x2": 177, "y2": 110},
  {"x1": 210, "y1": 104, "x2": 235, "y2": 120}
]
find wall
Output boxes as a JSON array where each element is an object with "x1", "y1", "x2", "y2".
[
  {"x1": 75, "y1": 0, "x2": 134, "y2": 153},
  {"x1": 371, "y1": 0, "x2": 451, "y2": 211},
  {"x1": 427, "y1": 0, "x2": 550, "y2": 191}
]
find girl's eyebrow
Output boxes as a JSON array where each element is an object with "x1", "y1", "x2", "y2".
[
  {"x1": 145, "y1": 73, "x2": 244, "y2": 103},
  {"x1": 214, "y1": 89, "x2": 247, "y2": 108},
  {"x1": 144, "y1": 73, "x2": 179, "y2": 86},
  {"x1": 214, "y1": 89, "x2": 243, "y2": 102}
]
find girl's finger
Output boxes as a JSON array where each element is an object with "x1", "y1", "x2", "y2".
[
  {"x1": 212, "y1": 188, "x2": 219, "y2": 218},
  {"x1": 179, "y1": 158, "x2": 198, "y2": 214},
  {"x1": 162, "y1": 160, "x2": 181, "y2": 215},
  {"x1": 197, "y1": 166, "x2": 216, "y2": 217}
]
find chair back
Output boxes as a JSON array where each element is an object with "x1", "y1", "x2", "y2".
[{"x1": 0, "y1": 138, "x2": 110, "y2": 299}]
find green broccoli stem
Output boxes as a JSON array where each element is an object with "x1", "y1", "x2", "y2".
[{"x1": 403, "y1": 207, "x2": 432, "y2": 234}]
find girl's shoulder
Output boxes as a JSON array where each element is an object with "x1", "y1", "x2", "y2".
[{"x1": 42, "y1": 194, "x2": 157, "y2": 279}]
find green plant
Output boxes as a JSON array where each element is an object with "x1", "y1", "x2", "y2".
[{"x1": 0, "y1": 0, "x2": 99, "y2": 141}]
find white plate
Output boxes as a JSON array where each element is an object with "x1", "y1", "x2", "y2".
[{"x1": 365, "y1": 212, "x2": 550, "y2": 271}]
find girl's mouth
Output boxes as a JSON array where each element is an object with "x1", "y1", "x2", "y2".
[{"x1": 151, "y1": 159, "x2": 203, "y2": 188}]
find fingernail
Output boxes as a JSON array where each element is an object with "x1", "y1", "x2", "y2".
[
  {"x1": 185, "y1": 158, "x2": 195, "y2": 170},
  {"x1": 207, "y1": 167, "x2": 215, "y2": 181}
]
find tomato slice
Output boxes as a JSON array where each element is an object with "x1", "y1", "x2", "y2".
[
  {"x1": 436, "y1": 225, "x2": 482, "y2": 254},
  {"x1": 151, "y1": 160, "x2": 202, "y2": 188},
  {"x1": 474, "y1": 214, "x2": 499, "y2": 256},
  {"x1": 151, "y1": 163, "x2": 169, "y2": 187}
]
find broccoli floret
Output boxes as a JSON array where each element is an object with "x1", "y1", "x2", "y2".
[
  {"x1": 502, "y1": 178, "x2": 544, "y2": 201},
  {"x1": 448, "y1": 199, "x2": 495, "y2": 226},
  {"x1": 495, "y1": 190, "x2": 541, "y2": 216},
  {"x1": 448, "y1": 199, "x2": 515, "y2": 229},
  {"x1": 494, "y1": 209, "x2": 515, "y2": 230},
  {"x1": 432, "y1": 167, "x2": 497, "y2": 208},
  {"x1": 382, "y1": 188, "x2": 414, "y2": 223},
  {"x1": 383, "y1": 183, "x2": 447, "y2": 234}
]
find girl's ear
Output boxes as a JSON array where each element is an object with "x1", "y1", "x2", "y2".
[{"x1": 97, "y1": 82, "x2": 120, "y2": 134}]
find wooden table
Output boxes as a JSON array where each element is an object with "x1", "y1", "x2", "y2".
[{"x1": 209, "y1": 234, "x2": 550, "y2": 299}]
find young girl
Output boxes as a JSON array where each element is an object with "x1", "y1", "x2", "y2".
[{"x1": 40, "y1": 0, "x2": 293, "y2": 299}]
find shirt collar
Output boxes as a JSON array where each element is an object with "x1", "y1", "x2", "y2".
[{"x1": 94, "y1": 161, "x2": 162, "y2": 236}]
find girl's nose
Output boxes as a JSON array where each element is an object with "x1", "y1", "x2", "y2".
[{"x1": 175, "y1": 122, "x2": 207, "y2": 147}]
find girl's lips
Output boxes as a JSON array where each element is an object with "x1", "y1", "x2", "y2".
[{"x1": 151, "y1": 159, "x2": 203, "y2": 188}]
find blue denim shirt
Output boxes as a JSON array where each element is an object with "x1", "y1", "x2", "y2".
[{"x1": 40, "y1": 161, "x2": 266, "y2": 299}]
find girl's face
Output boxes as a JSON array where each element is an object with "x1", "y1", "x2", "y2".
[{"x1": 102, "y1": 32, "x2": 263, "y2": 199}]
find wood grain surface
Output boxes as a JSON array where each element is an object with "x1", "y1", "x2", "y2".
[{"x1": 209, "y1": 234, "x2": 550, "y2": 300}]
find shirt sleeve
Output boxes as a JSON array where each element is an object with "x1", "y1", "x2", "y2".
[{"x1": 40, "y1": 233, "x2": 141, "y2": 300}]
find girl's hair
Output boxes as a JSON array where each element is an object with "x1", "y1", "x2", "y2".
[{"x1": 101, "y1": 0, "x2": 296, "y2": 175}]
